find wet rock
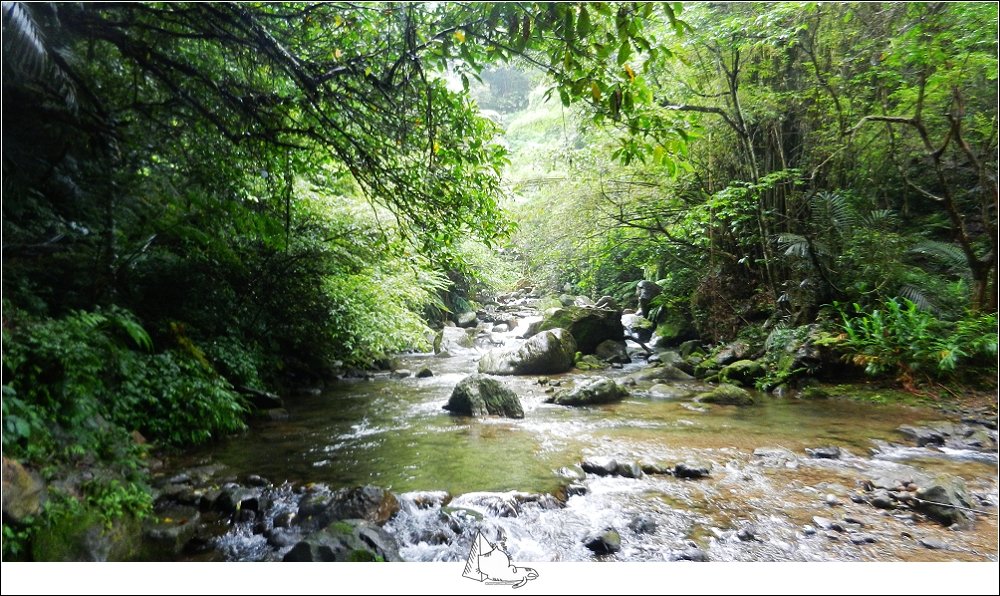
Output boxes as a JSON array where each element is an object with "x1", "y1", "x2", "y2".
[
  {"x1": 825, "y1": 494, "x2": 841, "y2": 507},
  {"x1": 581, "y1": 457, "x2": 619, "y2": 476},
  {"x1": 806, "y1": 446, "x2": 842, "y2": 459},
  {"x1": 595, "y1": 295, "x2": 619, "y2": 310},
  {"x1": 696, "y1": 383, "x2": 755, "y2": 406},
  {"x1": 239, "y1": 475, "x2": 267, "y2": 489},
  {"x1": 802, "y1": 525, "x2": 816, "y2": 536},
  {"x1": 736, "y1": 525, "x2": 759, "y2": 542},
  {"x1": 273, "y1": 511, "x2": 296, "y2": 528},
  {"x1": 565, "y1": 483, "x2": 588, "y2": 498},
  {"x1": 919, "y1": 538, "x2": 948, "y2": 550},
  {"x1": 445, "y1": 374, "x2": 524, "y2": 418},
  {"x1": 549, "y1": 377, "x2": 629, "y2": 406},
  {"x1": 824, "y1": 531, "x2": 840, "y2": 541},
  {"x1": 752, "y1": 447, "x2": 798, "y2": 468},
  {"x1": 584, "y1": 529, "x2": 621, "y2": 555},
  {"x1": 615, "y1": 461, "x2": 643, "y2": 479},
  {"x1": 478, "y1": 329, "x2": 577, "y2": 375},
  {"x1": 265, "y1": 527, "x2": 300, "y2": 548},
  {"x1": 629, "y1": 515, "x2": 657, "y2": 534},
  {"x1": 595, "y1": 339, "x2": 631, "y2": 364},
  {"x1": 390, "y1": 369, "x2": 411, "y2": 379},
  {"x1": 434, "y1": 326, "x2": 475, "y2": 355},
  {"x1": 632, "y1": 363, "x2": 694, "y2": 383},
  {"x1": 213, "y1": 485, "x2": 261, "y2": 515},
  {"x1": 672, "y1": 547, "x2": 708, "y2": 561},
  {"x1": 812, "y1": 516, "x2": 833, "y2": 530},
  {"x1": 538, "y1": 306, "x2": 624, "y2": 355},
  {"x1": 897, "y1": 424, "x2": 946, "y2": 447},
  {"x1": 456, "y1": 311, "x2": 478, "y2": 328},
  {"x1": 870, "y1": 490, "x2": 895, "y2": 510},
  {"x1": 914, "y1": 477, "x2": 972, "y2": 525},
  {"x1": 143, "y1": 506, "x2": 202, "y2": 556},
  {"x1": 674, "y1": 461, "x2": 711, "y2": 479},
  {"x1": 2, "y1": 458, "x2": 46, "y2": 521},
  {"x1": 557, "y1": 465, "x2": 587, "y2": 482},
  {"x1": 297, "y1": 486, "x2": 400, "y2": 530},
  {"x1": 283, "y1": 519, "x2": 400, "y2": 562},
  {"x1": 677, "y1": 340, "x2": 702, "y2": 358},
  {"x1": 712, "y1": 341, "x2": 751, "y2": 367},
  {"x1": 622, "y1": 313, "x2": 656, "y2": 343},
  {"x1": 636, "y1": 280, "x2": 662, "y2": 319},
  {"x1": 640, "y1": 462, "x2": 672, "y2": 475},
  {"x1": 415, "y1": 367, "x2": 434, "y2": 378},
  {"x1": 849, "y1": 533, "x2": 877, "y2": 544}
]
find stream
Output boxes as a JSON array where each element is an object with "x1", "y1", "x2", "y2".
[{"x1": 151, "y1": 300, "x2": 998, "y2": 562}]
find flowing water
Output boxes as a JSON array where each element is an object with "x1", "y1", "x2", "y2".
[{"x1": 163, "y1": 313, "x2": 999, "y2": 562}]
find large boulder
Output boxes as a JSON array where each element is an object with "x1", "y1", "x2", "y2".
[
  {"x1": 696, "y1": 383, "x2": 755, "y2": 406},
  {"x1": 444, "y1": 374, "x2": 524, "y2": 418},
  {"x1": 2, "y1": 457, "x2": 45, "y2": 522},
  {"x1": 283, "y1": 519, "x2": 400, "y2": 562},
  {"x1": 538, "y1": 306, "x2": 623, "y2": 354},
  {"x1": 594, "y1": 340, "x2": 630, "y2": 364},
  {"x1": 653, "y1": 308, "x2": 699, "y2": 347},
  {"x1": 478, "y1": 329, "x2": 576, "y2": 375},
  {"x1": 635, "y1": 280, "x2": 662, "y2": 318},
  {"x1": 434, "y1": 326, "x2": 474, "y2": 355},
  {"x1": 548, "y1": 378, "x2": 629, "y2": 406}
]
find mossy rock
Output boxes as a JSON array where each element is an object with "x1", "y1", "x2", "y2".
[
  {"x1": 33, "y1": 508, "x2": 142, "y2": 561},
  {"x1": 719, "y1": 359, "x2": 765, "y2": 387},
  {"x1": 575, "y1": 353, "x2": 608, "y2": 371},
  {"x1": 696, "y1": 383, "x2": 755, "y2": 406},
  {"x1": 445, "y1": 374, "x2": 524, "y2": 418},
  {"x1": 538, "y1": 306, "x2": 623, "y2": 354}
]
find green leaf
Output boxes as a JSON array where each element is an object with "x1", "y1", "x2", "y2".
[{"x1": 617, "y1": 41, "x2": 632, "y2": 66}]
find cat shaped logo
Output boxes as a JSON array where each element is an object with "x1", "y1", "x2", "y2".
[{"x1": 462, "y1": 531, "x2": 539, "y2": 589}]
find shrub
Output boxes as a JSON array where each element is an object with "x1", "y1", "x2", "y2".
[{"x1": 837, "y1": 298, "x2": 998, "y2": 384}]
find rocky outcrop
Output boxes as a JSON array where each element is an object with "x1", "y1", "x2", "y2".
[
  {"x1": 478, "y1": 329, "x2": 576, "y2": 375},
  {"x1": 296, "y1": 486, "x2": 400, "y2": 531},
  {"x1": 538, "y1": 306, "x2": 623, "y2": 354},
  {"x1": 444, "y1": 374, "x2": 524, "y2": 418}
]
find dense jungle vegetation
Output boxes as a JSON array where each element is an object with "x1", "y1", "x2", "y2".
[{"x1": 1, "y1": 2, "x2": 996, "y2": 560}]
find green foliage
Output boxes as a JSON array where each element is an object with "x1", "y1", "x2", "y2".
[
  {"x1": 837, "y1": 299, "x2": 998, "y2": 382},
  {"x1": 2, "y1": 306, "x2": 246, "y2": 459}
]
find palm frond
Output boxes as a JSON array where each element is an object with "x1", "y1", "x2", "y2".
[
  {"x1": 898, "y1": 284, "x2": 937, "y2": 313},
  {"x1": 777, "y1": 232, "x2": 810, "y2": 258},
  {"x1": 2, "y1": 2, "x2": 47, "y2": 77},
  {"x1": 908, "y1": 240, "x2": 968, "y2": 271},
  {"x1": 810, "y1": 190, "x2": 857, "y2": 233},
  {"x1": 860, "y1": 208, "x2": 898, "y2": 231}
]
